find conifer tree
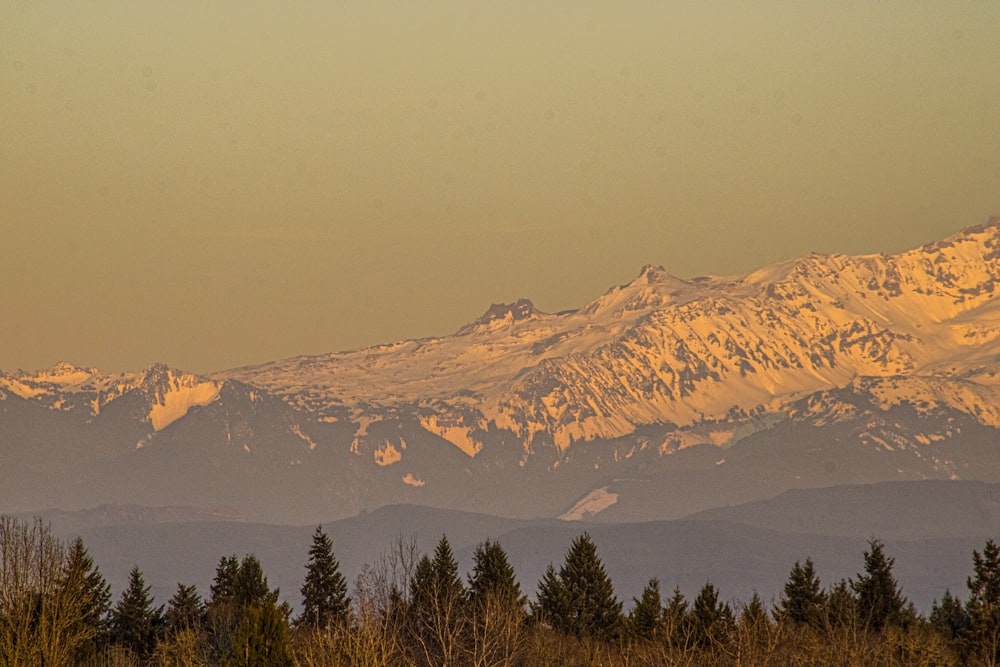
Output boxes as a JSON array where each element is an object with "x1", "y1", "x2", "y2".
[
  {"x1": 929, "y1": 589, "x2": 968, "y2": 642},
  {"x1": 408, "y1": 535, "x2": 467, "y2": 667},
  {"x1": 851, "y1": 539, "x2": 906, "y2": 631},
  {"x1": 110, "y1": 565, "x2": 164, "y2": 660},
  {"x1": 467, "y1": 539, "x2": 525, "y2": 665},
  {"x1": 774, "y1": 558, "x2": 825, "y2": 628},
  {"x1": 225, "y1": 602, "x2": 293, "y2": 667},
  {"x1": 535, "y1": 532, "x2": 622, "y2": 639},
  {"x1": 628, "y1": 578, "x2": 663, "y2": 639},
  {"x1": 60, "y1": 536, "x2": 112, "y2": 661},
  {"x1": 689, "y1": 582, "x2": 735, "y2": 649},
  {"x1": 663, "y1": 586, "x2": 690, "y2": 647},
  {"x1": 298, "y1": 526, "x2": 350, "y2": 630},
  {"x1": 824, "y1": 578, "x2": 856, "y2": 629},
  {"x1": 739, "y1": 592, "x2": 769, "y2": 631},
  {"x1": 468, "y1": 539, "x2": 522, "y2": 609},
  {"x1": 532, "y1": 563, "x2": 569, "y2": 627},
  {"x1": 166, "y1": 583, "x2": 206, "y2": 635},
  {"x1": 965, "y1": 539, "x2": 1000, "y2": 665},
  {"x1": 207, "y1": 554, "x2": 284, "y2": 663}
]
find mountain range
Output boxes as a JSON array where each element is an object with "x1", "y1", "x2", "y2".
[{"x1": 4, "y1": 219, "x2": 1000, "y2": 524}]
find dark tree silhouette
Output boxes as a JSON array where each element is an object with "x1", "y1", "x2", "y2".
[
  {"x1": 110, "y1": 565, "x2": 164, "y2": 660},
  {"x1": 774, "y1": 558, "x2": 825, "y2": 628},
  {"x1": 297, "y1": 526, "x2": 350, "y2": 630}
]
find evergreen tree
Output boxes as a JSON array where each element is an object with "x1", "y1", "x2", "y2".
[
  {"x1": 851, "y1": 538, "x2": 906, "y2": 631},
  {"x1": 297, "y1": 526, "x2": 350, "y2": 630},
  {"x1": 663, "y1": 586, "x2": 689, "y2": 646},
  {"x1": 532, "y1": 563, "x2": 569, "y2": 627},
  {"x1": 225, "y1": 602, "x2": 293, "y2": 667},
  {"x1": 542, "y1": 532, "x2": 622, "y2": 639},
  {"x1": 628, "y1": 578, "x2": 663, "y2": 639},
  {"x1": 60, "y1": 536, "x2": 112, "y2": 661},
  {"x1": 740, "y1": 592, "x2": 769, "y2": 630},
  {"x1": 824, "y1": 578, "x2": 856, "y2": 629},
  {"x1": 774, "y1": 558, "x2": 825, "y2": 628},
  {"x1": 207, "y1": 554, "x2": 284, "y2": 663},
  {"x1": 689, "y1": 582, "x2": 735, "y2": 649},
  {"x1": 166, "y1": 583, "x2": 206, "y2": 635},
  {"x1": 467, "y1": 539, "x2": 526, "y2": 665},
  {"x1": 234, "y1": 555, "x2": 278, "y2": 611},
  {"x1": 965, "y1": 539, "x2": 1000, "y2": 665},
  {"x1": 110, "y1": 565, "x2": 164, "y2": 660},
  {"x1": 929, "y1": 589, "x2": 968, "y2": 642},
  {"x1": 210, "y1": 555, "x2": 240, "y2": 608},
  {"x1": 408, "y1": 535, "x2": 467, "y2": 667},
  {"x1": 468, "y1": 539, "x2": 522, "y2": 609}
]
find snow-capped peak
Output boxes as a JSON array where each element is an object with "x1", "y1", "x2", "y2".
[{"x1": 457, "y1": 298, "x2": 546, "y2": 335}]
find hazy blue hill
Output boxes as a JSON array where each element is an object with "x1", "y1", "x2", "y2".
[
  {"x1": 688, "y1": 480, "x2": 1000, "y2": 539},
  {"x1": 33, "y1": 495, "x2": 991, "y2": 614}
]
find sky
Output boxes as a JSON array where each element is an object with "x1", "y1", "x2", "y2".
[{"x1": 2, "y1": 1, "x2": 999, "y2": 374}]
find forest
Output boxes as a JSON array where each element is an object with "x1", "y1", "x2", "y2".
[{"x1": 1, "y1": 514, "x2": 998, "y2": 666}]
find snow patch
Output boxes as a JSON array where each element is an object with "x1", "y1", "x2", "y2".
[
  {"x1": 559, "y1": 487, "x2": 619, "y2": 520},
  {"x1": 147, "y1": 374, "x2": 221, "y2": 431},
  {"x1": 402, "y1": 473, "x2": 425, "y2": 487},
  {"x1": 374, "y1": 440, "x2": 402, "y2": 466}
]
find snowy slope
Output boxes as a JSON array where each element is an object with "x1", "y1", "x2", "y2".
[{"x1": 220, "y1": 218, "x2": 1000, "y2": 452}]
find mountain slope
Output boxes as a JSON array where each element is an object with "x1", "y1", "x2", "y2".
[{"x1": 4, "y1": 219, "x2": 1000, "y2": 522}]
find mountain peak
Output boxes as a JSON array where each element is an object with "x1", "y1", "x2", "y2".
[
  {"x1": 458, "y1": 298, "x2": 544, "y2": 335},
  {"x1": 636, "y1": 264, "x2": 675, "y2": 284}
]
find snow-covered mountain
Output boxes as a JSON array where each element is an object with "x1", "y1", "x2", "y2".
[{"x1": 5, "y1": 219, "x2": 1000, "y2": 523}]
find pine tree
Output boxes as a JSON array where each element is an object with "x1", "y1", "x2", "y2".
[
  {"x1": 851, "y1": 538, "x2": 906, "y2": 631},
  {"x1": 60, "y1": 536, "x2": 112, "y2": 661},
  {"x1": 207, "y1": 554, "x2": 284, "y2": 663},
  {"x1": 166, "y1": 583, "x2": 206, "y2": 635},
  {"x1": 532, "y1": 563, "x2": 569, "y2": 628},
  {"x1": 689, "y1": 582, "x2": 735, "y2": 649},
  {"x1": 408, "y1": 535, "x2": 467, "y2": 667},
  {"x1": 110, "y1": 565, "x2": 164, "y2": 660},
  {"x1": 537, "y1": 532, "x2": 622, "y2": 639},
  {"x1": 467, "y1": 539, "x2": 525, "y2": 665},
  {"x1": 663, "y1": 586, "x2": 689, "y2": 647},
  {"x1": 628, "y1": 578, "x2": 663, "y2": 639},
  {"x1": 740, "y1": 592, "x2": 769, "y2": 631},
  {"x1": 965, "y1": 539, "x2": 1000, "y2": 665},
  {"x1": 225, "y1": 602, "x2": 293, "y2": 667},
  {"x1": 297, "y1": 526, "x2": 350, "y2": 630},
  {"x1": 929, "y1": 589, "x2": 968, "y2": 642},
  {"x1": 774, "y1": 558, "x2": 825, "y2": 628},
  {"x1": 468, "y1": 539, "x2": 522, "y2": 609},
  {"x1": 234, "y1": 555, "x2": 278, "y2": 611},
  {"x1": 822, "y1": 578, "x2": 856, "y2": 630}
]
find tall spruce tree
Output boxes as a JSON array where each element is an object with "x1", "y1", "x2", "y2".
[
  {"x1": 689, "y1": 582, "x2": 735, "y2": 649},
  {"x1": 409, "y1": 535, "x2": 467, "y2": 667},
  {"x1": 534, "y1": 532, "x2": 622, "y2": 639},
  {"x1": 166, "y1": 583, "x2": 206, "y2": 635},
  {"x1": 851, "y1": 538, "x2": 906, "y2": 631},
  {"x1": 207, "y1": 554, "x2": 284, "y2": 663},
  {"x1": 628, "y1": 578, "x2": 664, "y2": 639},
  {"x1": 226, "y1": 602, "x2": 293, "y2": 667},
  {"x1": 60, "y1": 536, "x2": 112, "y2": 661},
  {"x1": 468, "y1": 539, "x2": 522, "y2": 609},
  {"x1": 774, "y1": 558, "x2": 825, "y2": 628},
  {"x1": 297, "y1": 526, "x2": 350, "y2": 630},
  {"x1": 966, "y1": 539, "x2": 1000, "y2": 665},
  {"x1": 110, "y1": 565, "x2": 164, "y2": 660},
  {"x1": 532, "y1": 563, "x2": 569, "y2": 628},
  {"x1": 663, "y1": 586, "x2": 690, "y2": 646}
]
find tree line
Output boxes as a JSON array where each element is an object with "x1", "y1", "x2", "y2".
[{"x1": 1, "y1": 514, "x2": 999, "y2": 666}]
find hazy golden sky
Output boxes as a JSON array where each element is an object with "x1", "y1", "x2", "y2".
[{"x1": 3, "y1": 2, "x2": 999, "y2": 373}]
